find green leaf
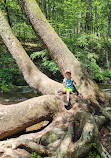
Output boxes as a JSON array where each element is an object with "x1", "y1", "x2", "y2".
[{"x1": 92, "y1": 143, "x2": 97, "y2": 148}]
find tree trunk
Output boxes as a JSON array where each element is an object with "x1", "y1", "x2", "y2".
[
  {"x1": 4, "y1": 0, "x2": 12, "y2": 27},
  {"x1": 78, "y1": 10, "x2": 81, "y2": 33},
  {"x1": 85, "y1": 0, "x2": 92, "y2": 34},
  {"x1": 17, "y1": 0, "x2": 105, "y2": 103},
  {"x1": 107, "y1": 10, "x2": 111, "y2": 42},
  {"x1": 41, "y1": 0, "x2": 47, "y2": 18},
  {"x1": 106, "y1": 10, "x2": 111, "y2": 70}
]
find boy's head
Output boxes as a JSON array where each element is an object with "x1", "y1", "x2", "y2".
[{"x1": 65, "y1": 69, "x2": 71, "y2": 79}]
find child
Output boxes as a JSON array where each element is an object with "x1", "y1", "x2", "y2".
[{"x1": 57, "y1": 69, "x2": 76, "y2": 106}]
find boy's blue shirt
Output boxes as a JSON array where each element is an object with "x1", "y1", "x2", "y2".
[{"x1": 64, "y1": 77, "x2": 74, "y2": 91}]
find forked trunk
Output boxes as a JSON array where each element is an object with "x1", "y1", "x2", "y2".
[{"x1": 18, "y1": 0, "x2": 105, "y2": 102}]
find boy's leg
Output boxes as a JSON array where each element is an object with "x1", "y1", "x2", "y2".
[
  {"x1": 62, "y1": 88, "x2": 67, "y2": 93},
  {"x1": 56, "y1": 88, "x2": 66, "y2": 94},
  {"x1": 66, "y1": 90, "x2": 70, "y2": 101}
]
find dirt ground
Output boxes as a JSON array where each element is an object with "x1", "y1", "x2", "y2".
[{"x1": 100, "y1": 124, "x2": 111, "y2": 155}]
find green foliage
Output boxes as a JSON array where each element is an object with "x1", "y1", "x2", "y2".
[
  {"x1": 29, "y1": 152, "x2": 41, "y2": 158},
  {"x1": 88, "y1": 151, "x2": 100, "y2": 158},
  {"x1": 0, "y1": 84, "x2": 18, "y2": 93},
  {"x1": 30, "y1": 50, "x2": 62, "y2": 82},
  {"x1": 102, "y1": 69, "x2": 111, "y2": 82},
  {"x1": 0, "y1": 0, "x2": 111, "y2": 84},
  {"x1": 30, "y1": 51, "x2": 47, "y2": 60},
  {"x1": 73, "y1": 34, "x2": 104, "y2": 82},
  {"x1": 0, "y1": 0, "x2": 36, "y2": 40},
  {"x1": 88, "y1": 143, "x2": 101, "y2": 158},
  {"x1": 30, "y1": 50, "x2": 59, "y2": 75},
  {"x1": 103, "y1": 69, "x2": 111, "y2": 79},
  {"x1": 91, "y1": 143, "x2": 97, "y2": 148},
  {"x1": 0, "y1": 42, "x2": 22, "y2": 86}
]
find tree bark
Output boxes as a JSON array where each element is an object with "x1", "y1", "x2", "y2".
[{"x1": 78, "y1": 10, "x2": 81, "y2": 33}]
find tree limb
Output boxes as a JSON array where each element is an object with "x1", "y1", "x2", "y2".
[
  {"x1": 0, "y1": 95, "x2": 63, "y2": 139},
  {"x1": 0, "y1": 8, "x2": 61, "y2": 95}
]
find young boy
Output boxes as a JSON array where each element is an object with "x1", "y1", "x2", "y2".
[{"x1": 57, "y1": 69, "x2": 76, "y2": 106}]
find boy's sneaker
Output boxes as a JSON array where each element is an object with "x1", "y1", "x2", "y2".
[
  {"x1": 57, "y1": 89, "x2": 62, "y2": 93},
  {"x1": 64, "y1": 100, "x2": 71, "y2": 106},
  {"x1": 64, "y1": 101, "x2": 69, "y2": 106},
  {"x1": 64, "y1": 101, "x2": 71, "y2": 110}
]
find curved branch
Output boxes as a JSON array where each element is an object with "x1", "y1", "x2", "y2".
[
  {"x1": 69, "y1": 122, "x2": 97, "y2": 158},
  {"x1": 0, "y1": 95, "x2": 63, "y2": 140},
  {"x1": 94, "y1": 116, "x2": 106, "y2": 129},
  {"x1": 0, "y1": 9, "x2": 62, "y2": 95},
  {"x1": 57, "y1": 122, "x2": 74, "y2": 158}
]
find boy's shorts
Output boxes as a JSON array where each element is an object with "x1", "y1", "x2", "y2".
[{"x1": 64, "y1": 87, "x2": 73, "y2": 93}]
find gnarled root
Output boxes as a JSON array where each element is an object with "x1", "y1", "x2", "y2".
[
  {"x1": 0, "y1": 121, "x2": 54, "y2": 158},
  {"x1": 55, "y1": 110, "x2": 111, "y2": 158},
  {"x1": 0, "y1": 137, "x2": 50, "y2": 158}
]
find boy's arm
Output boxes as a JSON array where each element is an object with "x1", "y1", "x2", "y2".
[
  {"x1": 63, "y1": 79, "x2": 65, "y2": 87},
  {"x1": 71, "y1": 79, "x2": 76, "y2": 85}
]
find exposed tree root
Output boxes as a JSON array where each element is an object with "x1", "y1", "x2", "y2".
[
  {"x1": 55, "y1": 112, "x2": 98, "y2": 158},
  {"x1": 96, "y1": 142, "x2": 111, "y2": 158},
  {"x1": 13, "y1": 140, "x2": 50, "y2": 155},
  {"x1": 0, "y1": 95, "x2": 110, "y2": 158},
  {"x1": 0, "y1": 121, "x2": 54, "y2": 157},
  {"x1": 98, "y1": 105, "x2": 111, "y2": 121}
]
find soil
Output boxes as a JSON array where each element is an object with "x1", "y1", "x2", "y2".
[{"x1": 100, "y1": 123, "x2": 111, "y2": 155}]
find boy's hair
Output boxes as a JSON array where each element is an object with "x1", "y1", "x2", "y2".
[{"x1": 65, "y1": 69, "x2": 71, "y2": 74}]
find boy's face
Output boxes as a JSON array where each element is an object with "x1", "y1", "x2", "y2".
[{"x1": 65, "y1": 72, "x2": 71, "y2": 79}]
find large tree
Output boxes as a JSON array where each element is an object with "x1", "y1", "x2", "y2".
[{"x1": 0, "y1": 0, "x2": 111, "y2": 157}]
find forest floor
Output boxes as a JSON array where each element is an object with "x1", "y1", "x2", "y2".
[
  {"x1": 86, "y1": 122, "x2": 111, "y2": 158},
  {"x1": 100, "y1": 124, "x2": 111, "y2": 154}
]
